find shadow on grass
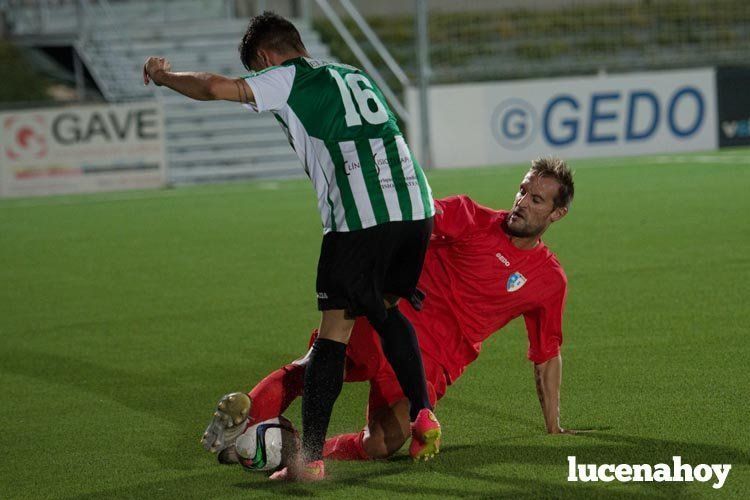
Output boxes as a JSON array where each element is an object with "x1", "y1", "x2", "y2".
[
  {"x1": 67, "y1": 433, "x2": 748, "y2": 499},
  {"x1": 5, "y1": 349, "x2": 747, "y2": 498},
  {"x1": 0, "y1": 348, "x2": 217, "y2": 426}
]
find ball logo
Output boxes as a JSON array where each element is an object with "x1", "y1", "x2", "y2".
[
  {"x1": 491, "y1": 98, "x2": 538, "y2": 150},
  {"x1": 3, "y1": 115, "x2": 48, "y2": 161},
  {"x1": 506, "y1": 272, "x2": 527, "y2": 292}
]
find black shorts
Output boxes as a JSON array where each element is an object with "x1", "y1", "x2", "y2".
[{"x1": 316, "y1": 217, "x2": 433, "y2": 322}]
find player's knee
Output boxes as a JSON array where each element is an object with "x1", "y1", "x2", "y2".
[
  {"x1": 362, "y1": 433, "x2": 390, "y2": 459},
  {"x1": 362, "y1": 432, "x2": 404, "y2": 459},
  {"x1": 318, "y1": 310, "x2": 355, "y2": 344},
  {"x1": 363, "y1": 404, "x2": 410, "y2": 459}
]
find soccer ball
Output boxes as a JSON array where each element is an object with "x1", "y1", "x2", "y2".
[{"x1": 235, "y1": 416, "x2": 298, "y2": 471}]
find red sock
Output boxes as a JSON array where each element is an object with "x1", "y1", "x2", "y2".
[
  {"x1": 323, "y1": 431, "x2": 369, "y2": 461},
  {"x1": 247, "y1": 363, "x2": 305, "y2": 424}
]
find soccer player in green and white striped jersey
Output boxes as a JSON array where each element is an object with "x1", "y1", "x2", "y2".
[
  {"x1": 143, "y1": 12, "x2": 440, "y2": 480},
  {"x1": 241, "y1": 55, "x2": 434, "y2": 233}
]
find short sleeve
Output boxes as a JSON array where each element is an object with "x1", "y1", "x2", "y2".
[
  {"x1": 433, "y1": 195, "x2": 498, "y2": 241},
  {"x1": 523, "y1": 273, "x2": 567, "y2": 364},
  {"x1": 242, "y1": 65, "x2": 296, "y2": 113}
]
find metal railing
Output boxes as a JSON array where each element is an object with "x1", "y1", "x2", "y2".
[
  {"x1": 314, "y1": 0, "x2": 410, "y2": 124},
  {"x1": 332, "y1": 0, "x2": 750, "y2": 84},
  {"x1": 76, "y1": 0, "x2": 157, "y2": 101}
]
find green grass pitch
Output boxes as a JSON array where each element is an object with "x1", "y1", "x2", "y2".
[{"x1": 1, "y1": 150, "x2": 748, "y2": 499}]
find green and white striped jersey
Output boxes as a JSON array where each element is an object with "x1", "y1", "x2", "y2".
[{"x1": 243, "y1": 57, "x2": 434, "y2": 234}]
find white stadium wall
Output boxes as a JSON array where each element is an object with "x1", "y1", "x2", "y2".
[
  {"x1": 0, "y1": 102, "x2": 167, "y2": 198},
  {"x1": 407, "y1": 68, "x2": 718, "y2": 169}
]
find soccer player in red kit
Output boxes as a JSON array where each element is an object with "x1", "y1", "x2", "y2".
[{"x1": 203, "y1": 156, "x2": 578, "y2": 464}]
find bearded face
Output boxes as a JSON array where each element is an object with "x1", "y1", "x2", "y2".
[{"x1": 506, "y1": 172, "x2": 566, "y2": 238}]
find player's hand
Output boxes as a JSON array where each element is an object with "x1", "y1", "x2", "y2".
[{"x1": 143, "y1": 56, "x2": 171, "y2": 86}]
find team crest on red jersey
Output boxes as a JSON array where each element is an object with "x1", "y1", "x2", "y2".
[{"x1": 506, "y1": 272, "x2": 527, "y2": 292}]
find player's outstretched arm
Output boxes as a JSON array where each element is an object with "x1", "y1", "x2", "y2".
[
  {"x1": 533, "y1": 354, "x2": 577, "y2": 434},
  {"x1": 143, "y1": 56, "x2": 255, "y2": 103}
]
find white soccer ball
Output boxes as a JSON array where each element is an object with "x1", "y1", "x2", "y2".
[{"x1": 235, "y1": 416, "x2": 297, "y2": 471}]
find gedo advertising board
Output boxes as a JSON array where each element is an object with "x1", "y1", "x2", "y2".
[{"x1": 407, "y1": 68, "x2": 717, "y2": 168}]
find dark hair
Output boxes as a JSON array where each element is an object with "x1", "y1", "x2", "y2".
[
  {"x1": 239, "y1": 11, "x2": 307, "y2": 71},
  {"x1": 530, "y1": 156, "x2": 575, "y2": 208}
]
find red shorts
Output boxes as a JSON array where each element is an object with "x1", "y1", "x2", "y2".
[{"x1": 309, "y1": 318, "x2": 449, "y2": 413}]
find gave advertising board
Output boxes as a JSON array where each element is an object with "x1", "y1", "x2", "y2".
[{"x1": 0, "y1": 101, "x2": 166, "y2": 198}]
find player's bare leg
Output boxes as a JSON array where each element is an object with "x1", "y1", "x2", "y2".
[
  {"x1": 324, "y1": 399, "x2": 438, "y2": 461},
  {"x1": 362, "y1": 399, "x2": 411, "y2": 458},
  {"x1": 322, "y1": 400, "x2": 409, "y2": 460},
  {"x1": 201, "y1": 392, "x2": 251, "y2": 456}
]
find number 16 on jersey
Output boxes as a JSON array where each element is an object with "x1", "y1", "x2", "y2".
[{"x1": 328, "y1": 68, "x2": 389, "y2": 127}]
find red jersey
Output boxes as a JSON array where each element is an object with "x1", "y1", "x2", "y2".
[{"x1": 400, "y1": 195, "x2": 567, "y2": 383}]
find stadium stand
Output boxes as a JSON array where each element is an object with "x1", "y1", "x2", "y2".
[
  {"x1": 6, "y1": 0, "x2": 748, "y2": 182},
  {"x1": 315, "y1": 0, "x2": 750, "y2": 84},
  {"x1": 3, "y1": 0, "x2": 332, "y2": 183}
]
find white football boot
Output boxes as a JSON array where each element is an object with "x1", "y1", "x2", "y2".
[{"x1": 201, "y1": 392, "x2": 252, "y2": 456}]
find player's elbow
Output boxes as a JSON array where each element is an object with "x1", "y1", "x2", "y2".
[{"x1": 203, "y1": 77, "x2": 224, "y2": 101}]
